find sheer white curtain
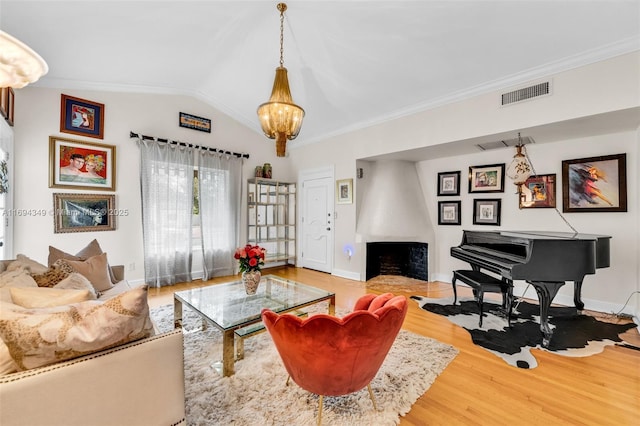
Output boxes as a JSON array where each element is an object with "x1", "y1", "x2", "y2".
[
  {"x1": 139, "y1": 139, "x2": 194, "y2": 287},
  {"x1": 198, "y1": 150, "x2": 243, "y2": 280}
]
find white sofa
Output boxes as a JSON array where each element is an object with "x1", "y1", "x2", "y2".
[{"x1": 0, "y1": 259, "x2": 186, "y2": 426}]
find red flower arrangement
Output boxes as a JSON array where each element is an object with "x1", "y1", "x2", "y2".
[{"x1": 234, "y1": 244, "x2": 266, "y2": 273}]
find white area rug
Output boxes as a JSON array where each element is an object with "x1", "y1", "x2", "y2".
[{"x1": 151, "y1": 304, "x2": 458, "y2": 425}]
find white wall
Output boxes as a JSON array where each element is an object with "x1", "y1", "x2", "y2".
[
  {"x1": 12, "y1": 87, "x2": 294, "y2": 281},
  {"x1": 288, "y1": 52, "x2": 640, "y2": 316}
]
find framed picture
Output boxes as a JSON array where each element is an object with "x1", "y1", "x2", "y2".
[
  {"x1": 473, "y1": 198, "x2": 501, "y2": 226},
  {"x1": 0, "y1": 88, "x2": 8, "y2": 119},
  {"x1": 53, "y1": 193, "x2": 116, "y2": 233},
  {"x1": 562, "y1": 153, "x2": 627, "y2": 213},
  {"x1": 519, "y1": 174, "x2": 556, "y2": 209},
  {"x1": 179, "y1": 112, "x2": 211, "y2": 133},
  {"x1": 6, "y1": 88, "x2": 14, "y2": 126},
  {"x1": 60, "y1": 94, "x2": 105, "y2": 139},
  {"x1": 49, "y1": 136, "x2": 116, "y2": 191},
  {"x1": 336, "y1": 178, "x2": 353, "y2": 204},
  {"x1": 438, "y1": 201, "x2": 461, "y2": 225},
  {"x1": 469, "y1": 163, "x2": 505, "y2": 193},
  {"x1": 437, "y1": 171, "x2": 460, "y2": 196}
]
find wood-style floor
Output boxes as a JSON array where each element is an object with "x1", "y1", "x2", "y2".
[{"x1": 147, "y1": 266, "x2": 640, "y2": 426}]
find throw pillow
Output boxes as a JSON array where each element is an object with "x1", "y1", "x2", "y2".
[
  {"x1": 61, "y1": 253, "x2": 113, "y2": 292},
  {"x1": 53, "y1": 273, "x2": 98, "y2": 299},
  {"x1": 0, "y1": 285, "x2": 153, "y2": 371},
  {"x1": 30, "y1": 260, "x2": 75, "y2": 288},
  {"x1": 10, "y1": 287, "x2": 93, "y2": 308},
  {"x1": 48, "y1": 240, "x2": 119, "y2": 284},
  {"x1": 6, "y1": 254, "x2": 49, "y2": 275}
]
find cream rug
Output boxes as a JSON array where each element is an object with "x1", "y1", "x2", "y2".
[{"x1": 151, "y1": 304, "x2": 458, "y2": 425}]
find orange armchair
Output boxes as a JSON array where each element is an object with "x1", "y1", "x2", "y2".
[{"x1": 261, "y1": 293, "x2": 408, "y2": 425}]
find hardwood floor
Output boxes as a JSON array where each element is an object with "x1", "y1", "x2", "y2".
[{"x1": 148, "y1": 266, "x2": 640, "y2": 426}]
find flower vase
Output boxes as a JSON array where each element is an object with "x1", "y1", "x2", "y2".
[{"x1": 242, "y1": 270, "x2": 261, "y2": 295}]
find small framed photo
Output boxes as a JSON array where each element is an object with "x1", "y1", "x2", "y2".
[
  {"x1": 60, "y1": 94, "x2": 105, "y2": 139},
  {"x1": 520, "y1": 174, "x2": 556, "y2": 209},
  {"x1": 469, "y1": 163, "x2": 505, "y2": 193},
  {"x1": 179, "y1": 112, "x2": 211, "y2": 133},
  {"x1": 473, "y1": 198, "x2": 501, "y2": 226},
  {"x1": 6, "y1": 88, "x2": 14, "y2": 126},
  {"x1": 336, "y1": 178, "x2": 353, "y2": 204},
  {"x1": 437, "y1": 171, "x2": 460, "y2": 196},
  {"x1": 562, "y1": 153, "x2": 627, "y2": 213},
  {"x1": 438, "y1": 201, "x2": 461, "y2": 225},
  {"x1": 0, "y1": 88, "x2": 9, "y2": 120},
  {"x1": 53, "y1": 193, "x2": 116, "y2": 233},
  {"x1": 49, "y1": 136, "x2": 116, "y2": 191}
]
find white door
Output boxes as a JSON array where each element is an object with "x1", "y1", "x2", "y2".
[
  {"x1": 0, "y1": 119, "x2": 13, "y2": 260},
  {"x1": 300, "y1": 173, "x2": 333, "y2": 273}
]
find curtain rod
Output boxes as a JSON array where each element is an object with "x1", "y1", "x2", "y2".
[{"x1": 130, "y1": 131, "x2": 250, "y2": 159}]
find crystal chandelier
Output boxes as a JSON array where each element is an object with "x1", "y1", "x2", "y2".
[
  {"x1": 0, "y1": 31, "x2": 48, "y2": 88},
  {"x1": 257, "y1": 3, "x2": 305, "y2": 157}
]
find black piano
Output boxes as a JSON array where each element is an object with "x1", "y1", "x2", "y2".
[{"x1": 451, "y1": 230, "x2": 611, "y2": 347}]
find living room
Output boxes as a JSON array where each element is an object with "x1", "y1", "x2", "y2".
[{"x1": 1, "y1": 1, "x2": 639, "y2": 425}]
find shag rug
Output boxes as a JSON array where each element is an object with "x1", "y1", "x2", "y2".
[
  {"x1": 151, "y1": 303, "x2": 458, "y2": 425},
  {"x1": 411, "y1": 295, "x2": 638, "y2": 369}
]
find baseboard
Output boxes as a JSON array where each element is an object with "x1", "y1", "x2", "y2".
[{"x1": 332, "y1": 269, "x2": 361, "y2": 281}]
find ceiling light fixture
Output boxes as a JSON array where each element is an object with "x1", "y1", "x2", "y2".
[
  {"x1": 0, "y1": 31, "x2": 48, "y2": 88},
  {"x1": 257, "y1": 3, "x2": 305, "y2": 157},
  {"x1": 506, "y1": 132, "x2": 534, "y2": 203}
]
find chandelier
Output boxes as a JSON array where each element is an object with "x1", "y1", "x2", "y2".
[
  {"x1": 257, "y1": 3, "x2": 305, "y2": 157},
  {"x1": 506, "y1": 132, "x2": 534, "y2": 199},
  {"x1": 0, "y1": 31, "x2": 48, "y2": 88}
]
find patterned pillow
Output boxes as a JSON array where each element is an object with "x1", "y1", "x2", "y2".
[
  {"x1": 0, "y1": 285, "x2": 153, "y2": 371},
  {"x1": 30, "y1": 260, "x2": 75, "y2": 288}
]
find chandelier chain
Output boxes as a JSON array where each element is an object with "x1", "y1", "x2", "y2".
[{"x1": 279, "y1": 7, "x2": 285, "y2": 67}]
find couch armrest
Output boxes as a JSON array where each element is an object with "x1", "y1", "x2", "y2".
[
  {"x1": 0, "y1": 330, "x2": 186, "y2": 426},
  {"x1": 111, "y1": 264, "x2": 125, "y2": 282}
]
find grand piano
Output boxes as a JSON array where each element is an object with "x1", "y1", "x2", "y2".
[{"x1": 451, "y1": 230, "x2": 611, "y2": 347}]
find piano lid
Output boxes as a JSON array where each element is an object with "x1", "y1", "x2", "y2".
[{"x1": 498, "y1": 231, "x2": 611, "y2": 241}]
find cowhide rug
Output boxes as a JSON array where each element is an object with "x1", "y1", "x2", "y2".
[{"x1": 411, "y1": 295, "x2": 638, "y2": 369}]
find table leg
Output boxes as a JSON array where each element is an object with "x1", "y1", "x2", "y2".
[
  {"x1": 328, "y1": 295, "x2": 336, "y2": 316},
  {"x1": 174, "y1": 298, "x2": 183, "y2": 329},
  {"x1": 222, "y1": 329, "x2": 235, "y2": 377}
]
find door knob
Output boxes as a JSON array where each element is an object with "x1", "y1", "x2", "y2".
[{"x1": 326, "y1": 227, "x2": 331, "y2": 231}]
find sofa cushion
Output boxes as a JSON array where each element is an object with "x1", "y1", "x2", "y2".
[
  {"x1": 10, "y1": 287, "x2": 93, "y2": 308},
  {"x1": 0, "y1": 285, "x2": 154, "y2": 371},
  {"x1": 0, "y1": 268, "x2": 39, "y2": 303},
  {"x1": 61, "y1": 253, "x2": 113, "y2": 292},
  {"x1": 6, "y1": 254, "x2": 49, "y2": 275},
  {"x1": 53, "y1": 273, "x2": 98, "y2": 299},
  {"x1": 30, "y1": 259, "x2": 75, "y2": 288},
  {"x1": 48, "y1": 240, "x2": 119, "y2": 284}
]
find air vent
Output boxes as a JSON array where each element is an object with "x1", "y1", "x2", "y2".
[
  {"x1": 476, "y1": 136, "x2": 535, "y2": 151},
  {"x1": 501, "y1": 81, "x2": 550, "y2": 106}
]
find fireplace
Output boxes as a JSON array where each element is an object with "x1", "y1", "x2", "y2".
[{"x1": 366, "y1": 242, "x2": 428, "y2": 281}]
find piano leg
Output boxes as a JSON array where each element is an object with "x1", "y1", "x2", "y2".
[
  {"x1": 573, "y1": 280, "x2": 585, "y2": 311},
  {"x1": 529, "y1": 281, "x2": 565, "y2": 347}
]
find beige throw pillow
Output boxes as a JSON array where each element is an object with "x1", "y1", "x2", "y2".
[
  {"x1": 48, "y1": 240, "x2": 119, "y2": 284},
  {"x1": 10, "y1": 287, "x2": 93, "y2": 308},
  {"x1": 6, "y1": 254, "x2": 49, "y2": 275},
  {"x1": 62, "y1": 253, "x2": 113, "y2": 292},
  {"x1": 0, "y1": 285, "x2": 153, "y2": 371},
  {"x1": 53, "y1": 273, "x2": 98, "y2": 299}
]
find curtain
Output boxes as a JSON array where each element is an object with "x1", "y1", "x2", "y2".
[
  {"x1": 139, "y1": 139, "x2": 194, "y2": 287},
  {"x1": 198, "y1": 150, "x2": 243, "y2": 280}
]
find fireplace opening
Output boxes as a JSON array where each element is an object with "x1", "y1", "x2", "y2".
[{"x1": 366, "y1": 242, "x2": 428, "y2": 281}]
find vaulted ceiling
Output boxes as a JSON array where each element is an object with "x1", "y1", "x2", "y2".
[{"x1": 2, "y1": 1, "x2": 639, "y2": 154}]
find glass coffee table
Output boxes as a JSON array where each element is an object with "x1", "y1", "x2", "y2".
[{"x1": 173, "y1": 274, "x2": 335, "y2": 377}]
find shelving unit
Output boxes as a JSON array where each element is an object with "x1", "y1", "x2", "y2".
[{"x1": 247, "y1": 178, "x2": 296, "y2": 265}]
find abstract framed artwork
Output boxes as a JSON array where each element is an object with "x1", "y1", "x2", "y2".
[
  {"x1": 473, "y1": 198, "x2": 501, "y2": 226},
  {"x1": 49, "y1": 136, "x2": 116, "y2": 191},
  {"x1": 336, "y1": 178, "x2": 353, "y2": 204},
  {"x1": 438, "y1": 200, "x2": 461, "y2": 225},
  {"x1": 562, "y1": 153, "x2": 627, "y2": 213},
  {"x1": 469, "y1": 163, "x2": 505, "y2": 193},
  {"x1": 60, "y1": 94, "x2": 105, "y2": 139},
  {"x1": 53, "y1": 193, "x2": 116, "y2": 233},
  {"x1": 179, "y1": 112, "x2": 211, "y2": 133},
  {"x1": 519, "y1": 174, "x2": 556, "y2": 209},
  {"x1": 437, "y1": 171, "x2": 460, "y2": 196}
]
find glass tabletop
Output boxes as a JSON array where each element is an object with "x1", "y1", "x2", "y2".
[{"x1": 174, "y1": 274, "x2": 334, "y2": 330}]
